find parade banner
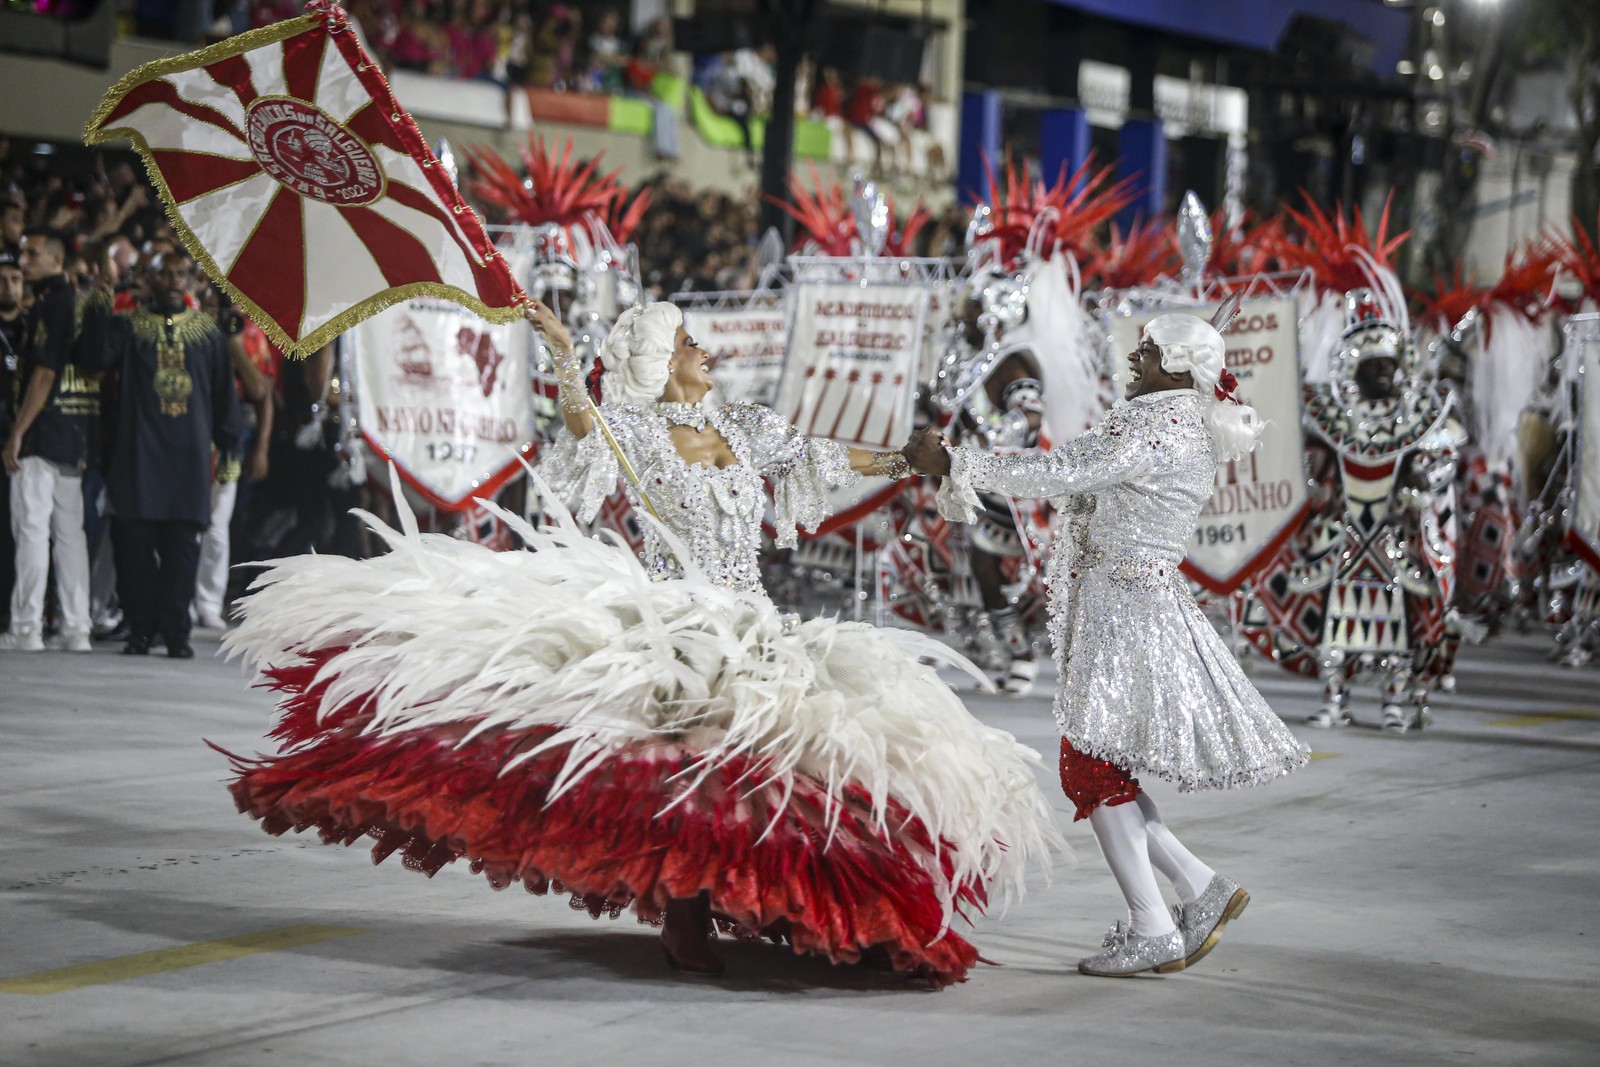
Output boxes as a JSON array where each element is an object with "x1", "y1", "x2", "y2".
[
  {"x1": 1109, "y1": 298, "x2": 1309, "y2": 593},
  {"x1": 773, "y1": 282, "x2": 929, "y2": 534},
  {"x1": 84, "y1": 4, "x2": 523, "y2": 357},
  {"x1": 351, "y1": 287, "x2": 537, "y2": 512},
  {"x1": 683, "y1": 304, "x2": 789, "y2": 406},
  {"x1": 777, "y1": 282, "x2": 925, "y2": 450},
  {"x1": 1567, "y1": 316, "x2": 1600, "y2": 572}
]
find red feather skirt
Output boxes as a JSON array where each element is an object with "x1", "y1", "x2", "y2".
[{"x1": 220, "y1": 652, "x2": 984, "y2": 986}]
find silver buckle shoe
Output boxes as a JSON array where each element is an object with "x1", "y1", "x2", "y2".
[
  {"x1": 1077, "y1": 920, "x2": 1185, "y2": 977},
  {"x1": 1174, "y1": 874, "x2": 1250, "y2": 967}
]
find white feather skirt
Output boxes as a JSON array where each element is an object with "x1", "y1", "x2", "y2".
[{"x1": 218, "y1": 492, "x2": 1064, "y2": 986}]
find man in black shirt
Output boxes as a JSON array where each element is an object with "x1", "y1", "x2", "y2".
[
  {"x1": 0, "y1": 250, "x2": 22, "y2": 631},
  {"x1": 82, "y1": 253, "x2": 241, "y2": 658},
  {"x1": 1, "y1": 232, "x2": 99, "y2": 653}
]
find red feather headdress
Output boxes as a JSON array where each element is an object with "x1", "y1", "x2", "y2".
[
  {"x1": 975, "y1": 153, "x2": 1136, "y2": 269},
  {"x1": 463, "y1": 135, "x2": 651, "y2": 247},
  {"x1": 766, "y1": 165, "x2": 931, "y2": 257},
  {"x1": 1547, "y1": 216, "x2": 1600, "y2": 313},
  {"x1": 1084, "y1": 219, "x2": 1181, "y2": 291},
  {"x1": 1266, "y1": 192, "x2": 1410, "y2": 296}
]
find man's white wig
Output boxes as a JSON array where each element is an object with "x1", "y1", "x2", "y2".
[
  {"x1": 1142, "y1": 312, "x2": 1265, "y2": 463},
  {"x1": 596, "y1": 301, "x2": 684, "y2": 405}
]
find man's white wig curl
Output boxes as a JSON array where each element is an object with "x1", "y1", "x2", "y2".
[
  {"x1": 596, "y1": 301, "x2": 684, "y2": 405},
  {"x1": 1142, "y1": 312, "x2": 1265, "y2": 463}
]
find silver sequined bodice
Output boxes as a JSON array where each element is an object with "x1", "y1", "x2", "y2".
[{"x1": 542, "y1": 398, "x2": 857, "y2": 592}]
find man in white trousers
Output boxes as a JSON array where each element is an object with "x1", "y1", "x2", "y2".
[
  {"x1": 192, "y1": 306, "x2": 272, "y2": 631},
  {"x1": 1, "y1": 232, "x2": 101, "y2": 652}
]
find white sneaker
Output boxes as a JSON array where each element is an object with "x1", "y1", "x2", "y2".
[
  {"x1": 0, "y1": 629, "x2": 46, "y2": 652},
  {"x1": 46, "y1": 632, "x2": 93, "y2": 653},
  {"x1": 1380, "y1": 703, "x2": 1414, "y2": 733},
  {"x1": 1306, "y1": 703, "x2": 1351, "y2": 729},
  {"x1": 1001, "y1": 657, "x2": 1038, "y2": 696},
  {"x1": 194, "y1": 608, "x2": 228, "y2": 631}
]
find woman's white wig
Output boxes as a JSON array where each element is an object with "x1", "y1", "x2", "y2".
[
  {"x1": 596, "y1": 301, "x2": 684, "y2": 405},
  {"x1": 1142, "y1": 312, "x2": 1265, "y2": 463}
]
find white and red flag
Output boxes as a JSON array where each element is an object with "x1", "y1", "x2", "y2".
[{"x1": 84, "y1": 2, "x2": 523, "y2": 356}]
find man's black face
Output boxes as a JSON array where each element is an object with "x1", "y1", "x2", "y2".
[
  {"x1": 960, "y1": 297, "x2": 985, "y2": 347},
  {"x1": 156, "y1": 257, "x2": 195, "y2": 311},
  {"x1": 1353, "y1": 355, "x2": 1399, "y2": 401},
  {"x1": 0, "y1": 267, "x2": 22, "y2": 313}
]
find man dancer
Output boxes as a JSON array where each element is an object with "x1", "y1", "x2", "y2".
[
  {"x1": 1, "y1": 232, "x2": 101, "y2": 653},
  {"x1": 933, "y1": 285, "x2": 1046, "y2": 693},
  {"x1": 1301, "y1": 315, "x2": 1462, "y2": 732},
  {"x1": 79, "y1": 254, "x2": 241, "y2": 658},
  {"x1": 907, "y1": 313, "x2": 1307, "y2": 976}
]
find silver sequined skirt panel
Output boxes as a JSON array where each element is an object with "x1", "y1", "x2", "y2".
[{"x1": 1053, "y1": 558, "x2": 1309, "y2": 792}]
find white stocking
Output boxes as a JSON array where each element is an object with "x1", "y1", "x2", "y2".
[
  {"x1": 1136, "y1": 792, "x2": 1215, "y2": 905},
  {"x1": 1088, "y1": 800, "x2": 1176, "y2": 937}
]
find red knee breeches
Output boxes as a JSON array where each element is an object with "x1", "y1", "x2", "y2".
[{"x1": 1058, "y1": 738, "x2": 1140, "y2": 821}]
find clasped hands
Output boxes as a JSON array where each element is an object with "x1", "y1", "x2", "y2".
[{"x1": 900, "y1": 426, "x2": 953, "y2": 478}]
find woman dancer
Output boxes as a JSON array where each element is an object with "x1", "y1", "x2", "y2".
[
  {"x1": 907, "y1": 312, "x2": 1308, "y2": 977},
  {"x1": 219, "y1": 301, "x2": 1058, "y2": 987},
  {"x1": 531, "y1": 299, "x2": 907, "y2": 583}
]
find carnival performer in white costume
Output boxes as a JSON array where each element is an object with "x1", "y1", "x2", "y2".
[
  {"x1": 907, "y1": 312, "x2": 1308, "y2": 977},
  {"x1": 219, "y1": 298, "x2": 1058, "y2": 989}
]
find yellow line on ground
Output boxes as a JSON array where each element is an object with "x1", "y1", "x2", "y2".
[
  {"x1": 0, "y1": 924, "x2": 366, "y2": 995},
  {"x1": 1486, "y1": 709, "x2": 1600, "y2": 728},
  {"x1": 1309, "y1": 752, "x2": 1340, "y2": 761}
]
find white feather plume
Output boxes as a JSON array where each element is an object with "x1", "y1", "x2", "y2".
[
  {"x1": 1300, "y1": 289, "x2": 1347, "y2": 384},
  {"x1": 1006, "y1": 251, "x2": 1105, "y2": 443},
  {"x1": 1475, "y1": 307, "x2": 1551, "y2": 471},
  {"x1": 224, "y1": 476, "x2": 1065, "y2": 922}
]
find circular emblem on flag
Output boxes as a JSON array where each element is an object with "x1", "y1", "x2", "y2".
[{"x1": 245, "y1": 97, "x2": 384, "y2": 206}]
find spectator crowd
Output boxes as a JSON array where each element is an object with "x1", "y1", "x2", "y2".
[
  {"x1": 0, "y1": 138, "x2": 357, "y2": 658},
  {"x1": 0, "y1": 131, "x2": 972, "y2": 657},
  {"x1": 109, "y1": 0, "x2": 938, "y2": 177}
]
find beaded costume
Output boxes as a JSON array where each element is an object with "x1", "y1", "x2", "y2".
[
  {"x1": 939, "y1": 390, "x2": 1309, "y2": 791},
  {"x1": 541, "y1": 396, "x2": 856, "y2": 590},
  {"x1": 1297, "y1": 383, "x2": 1465, "y2": 723}
]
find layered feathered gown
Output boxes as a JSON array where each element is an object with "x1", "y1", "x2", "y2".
[{"x1": 218, "y1": 488, "x2": 1061, "y2": 987}]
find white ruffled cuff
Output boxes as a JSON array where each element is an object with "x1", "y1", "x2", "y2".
[
  {"x1": 936, "y1": 447, "x2": 984, "y2": 524},
  {"x1": 537, "y1": 429, "x2": 619, "y2": 524},
  {"x1": 771, "y1": 438, "x2": 859, "y2": 548}
]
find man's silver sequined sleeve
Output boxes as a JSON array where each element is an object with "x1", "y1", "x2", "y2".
[{"x1": 937, "y1": 406, "x2": 1158, "y2": 522}]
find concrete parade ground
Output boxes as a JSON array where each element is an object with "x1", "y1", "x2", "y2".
[{"x1": 1, "y1": 628, "x2": 1597, "y2": 1066}]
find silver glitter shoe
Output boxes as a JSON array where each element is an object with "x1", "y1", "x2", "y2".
[
  {"x1": 1077, "y1": 920, "x2": 1185, "y2": 977},
  {"x1": 1174, "y1": 874, "x2": 1250, "y2": 968}
]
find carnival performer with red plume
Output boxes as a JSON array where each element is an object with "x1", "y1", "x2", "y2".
[
  {"x1": 220, "y1": 296, "x2": 1061, "y2": 987},
  {"x1": 906, "y1": 312, "x2": 1308, "y2": 977},
  {"x1": 921, "y1": 156, "x2": 1132, "y2": 695},
  {"x1": 1253, "y1": 200, "x2": 1466, "y2": 732},
  {"x1": 1296, "y1": 293, "x2": 1464, "y2": 732}
]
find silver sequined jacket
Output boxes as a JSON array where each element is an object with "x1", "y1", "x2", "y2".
[
  {"x1": 542, "y1": 399, "x2": 859, "y2": 592},
  {"x1": 938, "y1": 390, "x2": 1308, "y2": 791}
]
